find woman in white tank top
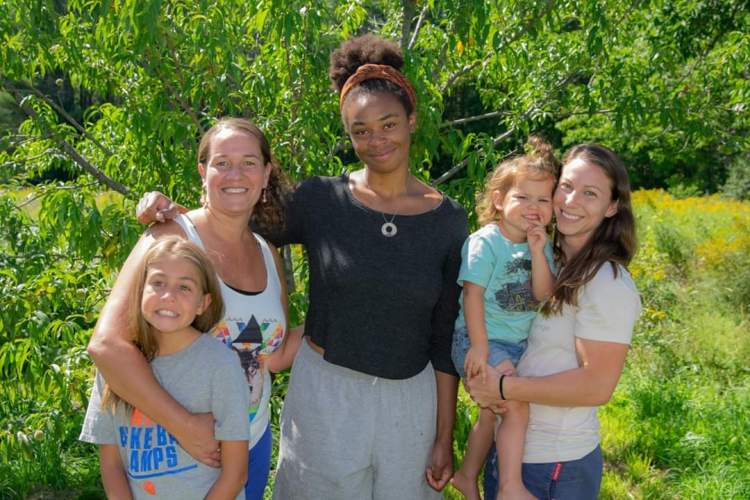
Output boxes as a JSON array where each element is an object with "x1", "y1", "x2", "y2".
[{"x1": 87, "y1": 118, "x2": 303, "y2": 500}]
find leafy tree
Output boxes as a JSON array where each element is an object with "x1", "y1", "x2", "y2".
[{"x1": 0, "y1": 0, "x2": 748, "y2": 496}]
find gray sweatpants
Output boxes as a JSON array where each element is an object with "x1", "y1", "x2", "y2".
[{"x1": 273, "y1": 340, "x2": 441, "y2": 500}]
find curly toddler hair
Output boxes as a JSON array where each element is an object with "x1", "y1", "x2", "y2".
[{"x1": 476, "y1": 136, "x2": 560, "y2": 226}]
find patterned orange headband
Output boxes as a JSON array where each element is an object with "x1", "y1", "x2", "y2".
[{"x1": 339, "y1": 63, "x2": 417, "y2": 113}]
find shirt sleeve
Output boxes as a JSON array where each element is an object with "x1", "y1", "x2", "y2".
[
  {"x1": 79, "y1": 371, "x2": 118, "y2": 445},
  {"x1": 575, "y1": 265, "x2": 641, "y2": 345},
  {"x1": 212, "y1": 350, "x2": 251, "y2": 442},
  {"x1": 457, "y1": 230, "x2": 498, "y2": 288},
  {"x1": 262, "y1": 178, "x2": 314, "y2": 247},
  {"x1": 430, "y1": 205, "x2": 469, "y2": 376}
]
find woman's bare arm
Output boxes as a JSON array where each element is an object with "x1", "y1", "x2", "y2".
[
  {"x1": 425, "y1": 370, "x2": 457, "y2": 491},
  {"x1": 467, "y1": 338, "x2": 629, "y2": 410},
  {"x1": 87, "y1": 221, "x2": 220, "y2": 466},
  {"x1": 263, "y1": 243, "x2": 304, "y2": 373}
]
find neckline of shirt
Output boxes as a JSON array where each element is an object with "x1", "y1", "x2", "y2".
[
  {"x1": 486, "y1": 222, "x2": 530, "y2": 248},
  {"x1": 178, "y1": 213, "x2": 269, "y2": 296},
  {"x1": 339, "y1": 173, "x2": 448, "y2": 218}
]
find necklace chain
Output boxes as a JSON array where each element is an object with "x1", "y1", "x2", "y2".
[{"x1": 358, "y1": 173, "x2": 402, "y2": 238}]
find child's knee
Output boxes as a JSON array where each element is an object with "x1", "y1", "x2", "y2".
[
  {"x1": 501, "y1": 400, "x2": 528, "y2": 421},
  {"x1": 478, "y1": 407, "x2": 496, "y2": 425}
]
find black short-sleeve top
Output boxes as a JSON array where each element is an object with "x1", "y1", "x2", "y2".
[{"x1": 268, "y1": 174, "x2": 468, "y2": 379}]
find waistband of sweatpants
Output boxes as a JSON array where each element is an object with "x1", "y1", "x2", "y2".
[{"x1": 298, "y1": 337, "x2": 433, "y2": 385}]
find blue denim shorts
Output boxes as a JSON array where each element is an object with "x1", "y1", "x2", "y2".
[
  {"x1": 483, "y1": 445, "x2": 603, "y2": 500},
  {"x1": 451, "y1": 327, "x2": 527, "y2": 379}
]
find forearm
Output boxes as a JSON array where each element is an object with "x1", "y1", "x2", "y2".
[
  {"x1": 508, "y1": 363, "x2": 626, "y2": 408},
  {"x1": 434, "y1": 370, "x2": 458, "y2": 444},
  {"x1": 463, "y1": 284, "x2": 488, "y2": 347},
  {"x1": 205, "y1": 441, "x2": 248, "y2": 499},
  {"x1": 530, "y1": 250, "x2": 555, "y2": 301},
  {"x1": 507, "y1": 339, "x2": 629, "y2": 406},
  {"x1": 267, "y1": 324, "x2": 304, "y2": 373},
  {"x1": 100, "y1": 446, "x2": 134, "y2": 500}
]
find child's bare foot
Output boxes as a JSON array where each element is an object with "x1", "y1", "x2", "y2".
[
  {"x1": 497, "y1": 483, "x2": 536, "y2": 500},
  {"x1": 450, "y1": 470, "x2": 482, "y2": 500}
]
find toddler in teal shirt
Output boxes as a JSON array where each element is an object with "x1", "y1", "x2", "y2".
[{"x1": 451, "y1": 138, "x2": 558, "y2": 500}]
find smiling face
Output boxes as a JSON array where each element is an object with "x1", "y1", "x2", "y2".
[
  {"x1": 493, "y1": 176, "x2": 555, "y2": 243},
  {"x1": 140, "y1": 255, "x2": 211, "y2": 336},
  {"x1": 554, "y1": 157, "x2": 618, "y2": 254},
  {"x1": 342, "y1": 91, "x2": 415, "y2": 175},
  {"x1": 199, "y1": 128, "x2": 271, "y2": 216}
]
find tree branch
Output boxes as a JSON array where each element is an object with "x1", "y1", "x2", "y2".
[
  {"x1": 439, "y1": 0, "x2": 556, "y2": 94},
  {"x1": 401, "y1": 0, "x2": 417, "y2": 51},
  {"x1": 148, "y1": 38, "x2": 206, "y2": 135},
  {"x1": 12, "y1": 79, "x2": 117, "y2": 159},
  {"x1": 431, "y1": 127, "x2": 517, "y2": 186},
  {"x1": 440, "y1": 110, "x2": 511, "y2": 129},
  {"x1": 408, "y1": 4, "x2": 429, "y2": 50},
  {"x1": 440, "y1": 60, "x2": 483, "y2": 95},
  {"x1": 433, "y1": 65, "x2": 599, "y2": 186},
  {"x1": 13, "y1": 181, "x2": 99, "y2": 210},
  {"x1": 8, "y1": 88, "x2": 131, "y2": 196}
]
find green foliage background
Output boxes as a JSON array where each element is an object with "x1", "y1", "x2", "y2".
[{"x1": 1, "y1": 0, "x2": 749, "y2": 498}]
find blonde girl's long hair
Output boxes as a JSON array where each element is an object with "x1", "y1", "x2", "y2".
[
  {"x1": 540, "y1": 144, "x2": 637, "y2": 316},
  {"x1": 99, "y1": 236, "x2": 224, "y2": 411},
  {"x1": 475, "y1": 136, "x2": 560, "y2": 226}
]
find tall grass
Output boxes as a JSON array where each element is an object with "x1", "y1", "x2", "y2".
[{"x1": 596, "y1": 191, "x2": 750, "y2": 499}]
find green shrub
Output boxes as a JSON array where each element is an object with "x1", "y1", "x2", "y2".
[{"x1": 722, "y1": 154, "x2": 750, "y2": 200}]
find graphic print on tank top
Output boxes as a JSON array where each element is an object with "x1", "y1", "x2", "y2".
[{"x1": 210, "y1": 315, "x2": 284, "y2": 422}]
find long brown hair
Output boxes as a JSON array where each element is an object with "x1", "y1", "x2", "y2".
[
  {"x1": 541, "y1": 144, "x2": 637, "y2": 315},
  {"x1": 476, "y1": 136, "x2": 560, "y2": 226},
  {"x1": 198, "y1": 117, "x2": 290, "y2": 235},
  {"x1": 100, "y1": 236, "x2": 224, "y2": 410}
]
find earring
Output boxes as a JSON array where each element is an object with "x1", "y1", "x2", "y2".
[
  {"x1": 261, "y1": 188, "x2": 267, "y2": 204},
  {"x1": 201, "y1": 183, "x2": 208, "y2": 208}
]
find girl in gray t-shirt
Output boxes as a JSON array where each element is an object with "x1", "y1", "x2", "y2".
[{"x1": 80, "y1": 237, "x2": 250, "y2": 499}]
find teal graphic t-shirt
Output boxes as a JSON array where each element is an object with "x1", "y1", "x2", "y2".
[{"x1": 454, "y1": 223, "x2": 555, "y2": 343}]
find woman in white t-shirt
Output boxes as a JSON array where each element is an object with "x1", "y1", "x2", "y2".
[{"x1": 467, "y1": 143, "x2": 641, "y2": 500}]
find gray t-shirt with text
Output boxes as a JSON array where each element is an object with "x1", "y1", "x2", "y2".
[{"x1": 80, "y1": 334, "x2": 250, "y2": 499}]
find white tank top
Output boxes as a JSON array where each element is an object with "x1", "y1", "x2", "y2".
[{"x1": 174, "y1": 214, "x2": 286, "y2": 447}]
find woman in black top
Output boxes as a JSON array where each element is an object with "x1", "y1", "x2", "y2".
[{"x1": 137, "y1": 35, "x2": 467, "y2": 499}]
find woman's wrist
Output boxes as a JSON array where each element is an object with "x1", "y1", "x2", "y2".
[{"x1": 497, "y1": 371, "x2": 518, "y2": 402}]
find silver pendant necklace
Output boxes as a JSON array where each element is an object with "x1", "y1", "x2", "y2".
[{"x1": 381, "y1": 212, "x2": 398, "y2": 237}]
